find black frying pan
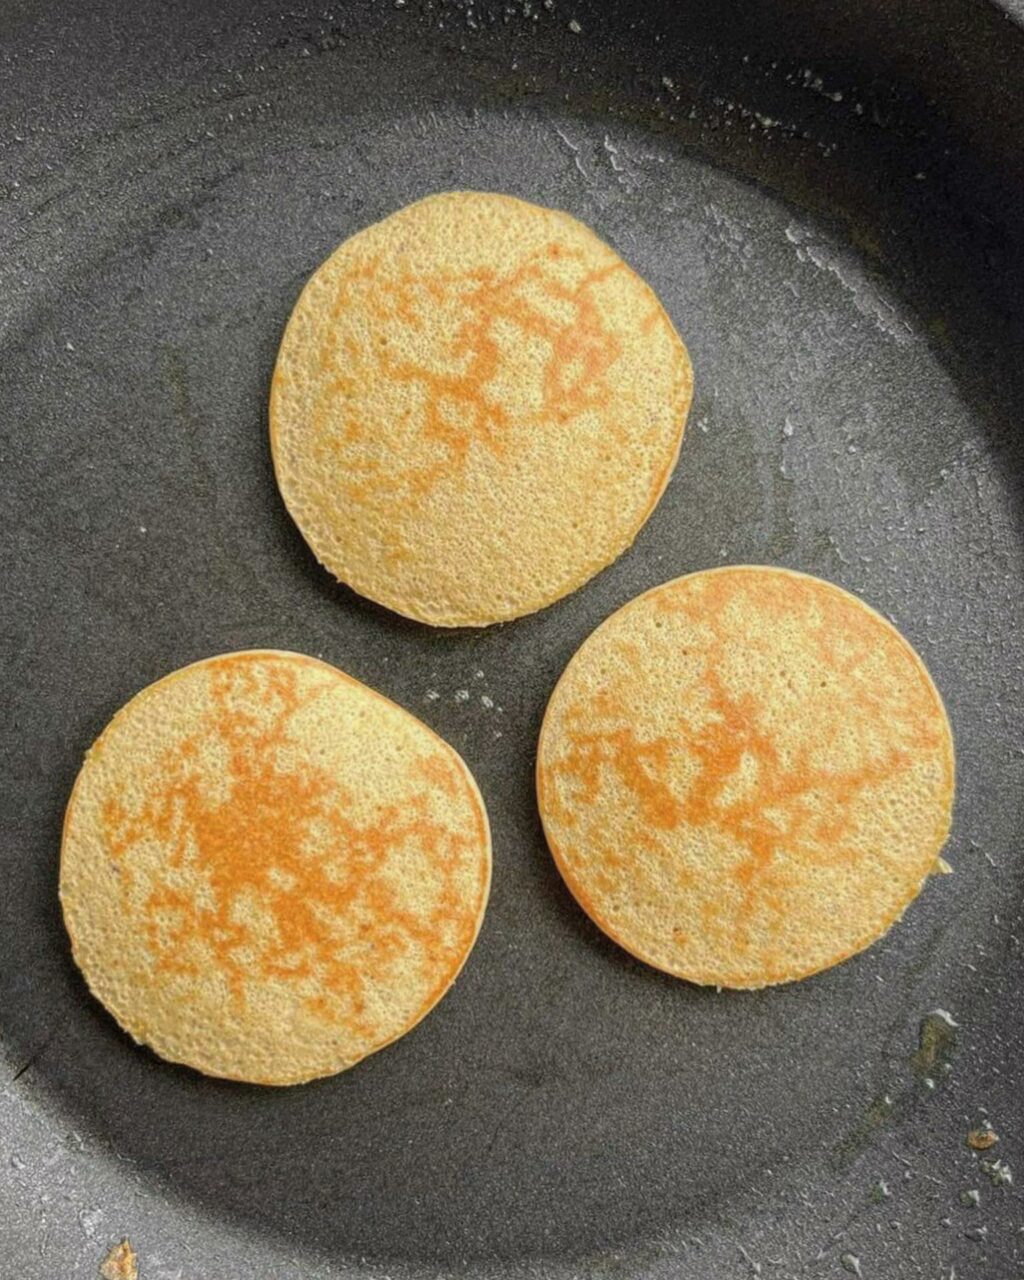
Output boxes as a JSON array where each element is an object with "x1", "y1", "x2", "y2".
[{"x1": 3, "y1": 1, "x2": 1024, "y2": 1276}]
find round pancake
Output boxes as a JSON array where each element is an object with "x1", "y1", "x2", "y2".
[
  {"x1": 270, "y1": 191, "x2": 693, "y2": 627},
  {"x1": 61, "y1": 650, "x2": 491, "y2": 1084},
  {"x1": 537, "y1": 567, "x2": 955, "y2": 988}
]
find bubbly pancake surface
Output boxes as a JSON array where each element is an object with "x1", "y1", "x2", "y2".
[
  {"x1": 537, "y1": 567, "x2": 955, "y2": 987},
  {"x1": 61, "y1": 651, "x2": 491, "y2": 1084},
  {"x1": 270, "y1": 191, "x2": 693, "y2": 626}
]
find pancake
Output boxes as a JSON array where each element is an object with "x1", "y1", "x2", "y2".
[
  {"x1": 270, "y1": 191, "x2": 693, "y2": 627},
  {"x1": 537, "y1": 567, "x2": 955, "y2": 988},
  {"x1": 61, "y1": 650, "x2": 491, "y2": 1084}
]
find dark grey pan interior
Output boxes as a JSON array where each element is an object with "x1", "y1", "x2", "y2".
[{"x1": 2, "y1": 1, "x2": 1024, "y2": 1276}]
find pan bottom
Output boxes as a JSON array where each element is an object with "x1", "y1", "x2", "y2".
[{"x1": 4, "y1": 90, "x2": 1023, "y2": 1279}]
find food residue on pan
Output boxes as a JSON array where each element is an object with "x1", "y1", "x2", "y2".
[
  {"x1": 979, "y1": 1158, "x2": 1013, "y2": 1187},
  {"x1": 967, "y1": 1122, "x2": 998, "y2": 1150},
  {"x1": 99, "y1": 1238, "x2": 138, "y2": 1280},
  {"x1": 910, "y1": 1009, "x2": 958, "y2": 1088}
]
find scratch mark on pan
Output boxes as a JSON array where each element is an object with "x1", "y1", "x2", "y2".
[
  {"x1": 554, "y1": 126, "x2": 589, "y2": 179},
  {"x1": 10, "y1": 1031, "x2": 55, "y2": 1084}
]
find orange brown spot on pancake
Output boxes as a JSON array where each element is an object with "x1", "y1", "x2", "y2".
[{"x1": 537, "y1": 567, "x2": 954, "y2": 988}]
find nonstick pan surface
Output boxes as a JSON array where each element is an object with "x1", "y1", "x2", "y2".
[{"x1": 3, "y1": 1, "x2": 1024, "y2": 1276}]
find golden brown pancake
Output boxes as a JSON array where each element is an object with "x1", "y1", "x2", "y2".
[
  {"x1": 537, "y1": 567, "x2": 954, "y2": 987},
  {"x1": 61, "y1": 651, "x2": 491, "y2": 1084},
  {"x1": 270, "y1": 191, "x2": 693, "y2": 626}
]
